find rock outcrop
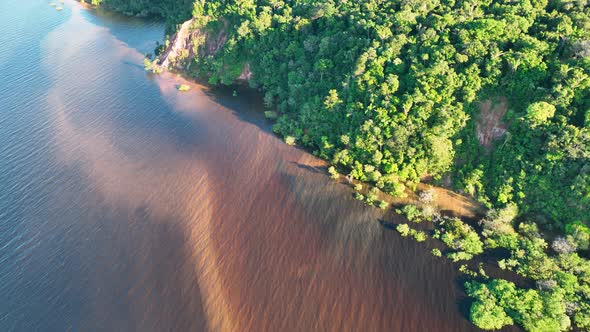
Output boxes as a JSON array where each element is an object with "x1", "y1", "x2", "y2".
[
  {"x1": 158, "y1": 19, "x2": 228, "y2": 71},
  {"x1": 156, "y1": 18, "x2": 252, "y2": 83}
]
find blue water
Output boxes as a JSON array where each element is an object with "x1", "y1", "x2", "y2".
[{"x1": 0, "y1": 2, "x2": 210, "y2": 330}]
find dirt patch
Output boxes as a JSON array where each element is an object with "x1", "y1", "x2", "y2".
[{"x1": 476, "y1": 97, "x2": 508, "y2": 149}]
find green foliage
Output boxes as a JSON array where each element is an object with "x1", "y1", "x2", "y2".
[
  {"x1": 354, "y1": 192, "x2": 364, "y2": 201},
  {"x1": 402, "y1": 205, "x2": 423, "y2": 223},
  {"x1": 327, "y1": 166, "x2": 339, "y2": 180},
  {"x1": 466, "y1": 279, "x2": 571, "y2": 332},
  {"x1": 396, "y1": 223, "x2": 410, "y2": 237},
  {"x1": 87, "y1": 0, "x2": 193, "y2": 32},
  {"x1": 284, "y1": 136, "x2": 296, "y2": 146},
  {"x1": 466, "y1": 281, "x2": 514, "y2": 330},
  {"x1": 431, "y1": 248, "x2": 442, "y2": 257},
  {"x1": 438, "y1": 217, "x2": 483, "y2": 261},
  {"x1": 525, "y1": 102, "x2": 556, "y2": 127},
  {"x1": 144, "y1": 58, "x2": 163, "y2": 74},
  {"x1": 411, "y1": 229, "x2": 427, "y2": 242},
  {"x1": 264, "y1": 111, "x2": 278, "y2": 120},
  {"x1": 565, "y1": 222, "x2": 590, "y2": 250},
  {"x1": 177, "y1": 84, "x2": 190, "y2": 91},
  {"x1": 473, "y1": 219, "x2": 590, "y2": 331},
  {"x1": 365, "y1": 192, "x2": 377, "y2": 205}
]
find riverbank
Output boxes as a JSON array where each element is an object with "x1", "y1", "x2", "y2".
[
  {"x1": 147, "y1": 13, "x2": 590, "y2": 332},
  {"x1": 69, "y1": 1, "x2": 590, "y2": 331}
]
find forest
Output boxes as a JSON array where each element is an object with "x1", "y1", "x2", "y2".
[{"x1": 87, "y1": 0, "x2": 589, "y2": 330}]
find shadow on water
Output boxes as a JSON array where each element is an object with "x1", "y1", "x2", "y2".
[
  {"x1": 78, "y1": 5, "x2": 164, "y2": 55},
  {"x1": 202, "y1": 82, "x2": 277, "y2": 133},
  {"x1": 290, "y1": 161, "x2": 326, "y2": 174}
]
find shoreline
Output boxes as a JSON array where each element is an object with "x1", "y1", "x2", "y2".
[{"x1": 67, "y1": 2, "x2": 590, "y2": 331}]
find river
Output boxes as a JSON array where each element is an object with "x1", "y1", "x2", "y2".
[{"x1": 0, "y1": 1, "x2": 494, "y2": 331}]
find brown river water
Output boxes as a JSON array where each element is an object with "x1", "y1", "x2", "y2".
[{"x1": 0, "y1": 1, "x2": 516, "y2": 331}]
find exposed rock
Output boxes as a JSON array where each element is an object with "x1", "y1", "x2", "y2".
[{"x1": 158, "y1": 18, "x2": 228, "y2": 72}]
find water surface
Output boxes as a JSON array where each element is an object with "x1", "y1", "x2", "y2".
[{"x1": 1, "y1": 1, "x2": 498, "y2": 331}]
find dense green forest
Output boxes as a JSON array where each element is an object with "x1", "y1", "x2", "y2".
[
  {"x1": 88, "y1": 0, "x2": 193, "y2": 30},
  {"x1": 89, "y1": 0, "x2": 589, "y2": 330}
]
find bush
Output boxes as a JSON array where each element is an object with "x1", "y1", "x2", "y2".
[
  {"x1": 366, "y1": 193, "x2": 377, "y2": 205},
  {"x1": 284, "y1": 136, "x2": 296, "y2": 146},
  {"x1": 431, "y1": 248, "x2": 442, "y2": 257},
  {"x1": 390, "y1": 181, "x2": 407, "y2": 198},
  {"x1": 411, "y1": 230, "x2": 427, "y2": 242},
  {"x1": 177, "y1": 84, "x2": 191, "y2": 92},
  {"x1": 565, "y1": 222, "x2": 590, "y2": 250},
  {"x1": 264, "y1": 111, "x2": 278, "y2": 120},
  {"x1": 481, "y1": 204, "x2": 518, "y2": 235},
  {"x1": 402, "y1": 205, "x2": 423, "y2": 223},
  {"x1": 328, "y1": 166, "x2": 339, "y2": 180},
  {"x1": 440, "y1": 217, "x2": 483, "y2": 259},
  {"x1": 447, "y1": 251, "x2": 474, "y2": 262},
  {"x1": 396, "y1": 224, "x2": 410, "y2": 237}
]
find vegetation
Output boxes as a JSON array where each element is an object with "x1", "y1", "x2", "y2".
[
  {"x1": 400, "y1": 202, "x2": 590, "y2": 331},
  {"x1": 93, "y1": 0, "x2": 590, "y2": 330},
  {"x1": 327, "y1": 165, "x2": 339, "y2": 179},
  {"x1": 264, "y1": 110, "x2": 278, "y2": 119},
  {"x1": 84, "y1": 0, "x2": 193, "y2": 32},
  {"x1": 396, "y1": 223, "x2": 411, "y2": 237},
  {"x1": 431, "y1": 248, "x2": 442, "y2": 257},
  {"x1": 177, "y1": 84, "x2": 191, "y2": 91},
  {"x1": 152, "y1": 0, "x2": 590, "y2": 231},
  {"x1": 435, "y1": 217, "x2": 484, "y2": 261}
]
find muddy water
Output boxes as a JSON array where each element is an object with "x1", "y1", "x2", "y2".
[{"x1": 0, "y1": 1, "x2": 497, "y2": 331}]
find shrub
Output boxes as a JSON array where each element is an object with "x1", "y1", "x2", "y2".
[
  {"x1": 402, "y1": 205, "x2": 423, "y2": 223},
  {"x1": 396, "y1": 224, "x2": 410, "y2": 237},
  {"x1": 177, "y1": 84, "x2": 191, "y2": 92},
  {"x1": 366, "y1": 193, "x2": 377, "y2": 205},
  {"x1": 448, "y1": 251, "x2": 474, "y2": 262},
  {"x1": 440, "y1": 217, "x2": 484, "y2": 259},
  {"x1": 481, "y1": 204, "x2": 518, "y2": 235},
  {"x1": 390, "y1": 181, "x2": 407, "y2": 198},
  {"x1": 565, "y1": 222, "x2": 590, "y2": 250},
  {"x1": 431, "y1": 248, "x2": 442, "y2": 257},
  {"x1": 328, "y1": 166, "x2": 339, "y2": 180},
  {"x1": 264, "y1": 111, "x2": 278, "y2": 119},
  {"x1": 411, "y1": 230, "x2": 427, "y2": 242},
  {"x1": 284, "y1": 136, "x2": 296, "y2": 146}
]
